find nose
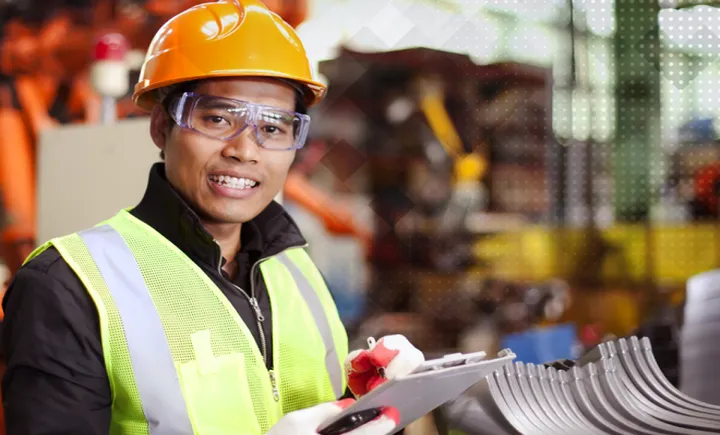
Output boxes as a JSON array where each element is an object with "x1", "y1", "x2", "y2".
[{"x1": 222, "y1": 128, "x2": 261, "y2": 163}]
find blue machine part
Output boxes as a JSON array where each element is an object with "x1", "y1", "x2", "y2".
[{"x1": 500, "y1": 323, "x2": 579, "y2": 365}]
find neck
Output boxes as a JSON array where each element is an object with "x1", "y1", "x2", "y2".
[{"x1": 202, "y1": 220, "x2": 242, "y2": 274}]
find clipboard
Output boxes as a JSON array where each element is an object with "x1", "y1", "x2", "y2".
[{"x1": 317, "y1": 349, "x2": 517, "y2": 434}]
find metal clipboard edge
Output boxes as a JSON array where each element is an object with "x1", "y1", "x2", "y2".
[{"x1": 318, "y1": 350, "x2": 517, "y2": 433}]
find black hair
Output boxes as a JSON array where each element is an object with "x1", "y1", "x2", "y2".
[{"x1": 157, "y1": 79, "x2": 308, "y2": 160}]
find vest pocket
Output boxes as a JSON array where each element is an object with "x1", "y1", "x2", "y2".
[{"x1": 177, "y1": 352, "x2": 262, "y2": 435}]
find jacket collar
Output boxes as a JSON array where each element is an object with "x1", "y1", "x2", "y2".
[{"x1": 129, "y1": 163, "x2": 307, "y2": 269}]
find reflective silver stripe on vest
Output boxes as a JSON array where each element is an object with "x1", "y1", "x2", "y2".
[
  {"x1": 79, "y1": 225, "x2": 195, "y2": 435},
  {"x1": 276, "y1": 252, "x2": 344, "y2": 398}
]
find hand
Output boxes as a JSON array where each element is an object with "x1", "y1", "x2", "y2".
[
  {"x1": 265, "y1": 398, "x2": 399, "y2": 435},
  {"x1": 345, "y1": 334, "x2": 425, "y2": 398}
]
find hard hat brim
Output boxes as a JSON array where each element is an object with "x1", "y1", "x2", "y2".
[{"x1": 133, "y1": 70, "x2": 326, "y2": 112}]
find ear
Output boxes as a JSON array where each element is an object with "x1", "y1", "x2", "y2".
[{"x1": 149, "y1": 105, "x2": 169, "y2": 153}]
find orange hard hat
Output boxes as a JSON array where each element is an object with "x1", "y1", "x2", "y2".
[{"x1": 132, "y1": 0, "x2": 326, "y2": 111}]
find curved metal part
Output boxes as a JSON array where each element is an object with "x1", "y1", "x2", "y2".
[
  {"x1": 526, "y1": 364, "x2": 582, "y2": 433},
  {"x1": 538, "y1": 365, "x2": 604, "y2": 434},
  {"x1": 597, "y1": 358, "x2": 713, "y2": 434},
  {"x1": 562, "y1": 368, "x2": 627, "y2": 434},
  {"x1": 502, "y1": 364, "x2": 555, "y2": 434},
  {"x1": 639, "y1": 336, "x2": 720, "y2": 413},
  {"x1": 614, "y1": 338, "x2": 720, "y2": 425},
  {"x1": 574, "y1": 364, "x2": 654, "y2": 434},
  {"x1": 603, "y1": 340, "x2": 720, "y2": 427},
  {"x1": 547, "y1": 367, "x2": 603, "y2": 433},
  {"x1": 590, "y1": 360, "x2": 688, "y2": 434},
  {"x1": 487, "y1": 368, "x2": 543, "y2": 434},
  {"x1": 513, "y1": 363, "x2": 572, "y2": 434}
]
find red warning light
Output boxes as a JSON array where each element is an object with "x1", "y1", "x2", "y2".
[{"x1": 93, "y1": 33, "x2": 128, "y2": 62}]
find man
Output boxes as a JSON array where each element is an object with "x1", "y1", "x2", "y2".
[{"x1": 1, "y1": 0, "x2": 424, "y2": 433}]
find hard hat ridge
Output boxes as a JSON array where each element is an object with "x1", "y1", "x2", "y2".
[{"x1": 132, "y1": 0, "x2": 326, "y2": 111}]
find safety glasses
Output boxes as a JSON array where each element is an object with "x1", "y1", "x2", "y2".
[{"x1": 168, "y1": 92, "x2": 311, "y2": 150}]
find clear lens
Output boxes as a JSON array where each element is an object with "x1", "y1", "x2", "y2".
[
  {"x1": 189, "y1": 96, "x2": 248, "y2": 139},
  {"x1": 173, "y1": 93, "x2": 310, "y2": 150},
  {"x1": 255, "y1": 108, "x2": 301, "y2": 149}
]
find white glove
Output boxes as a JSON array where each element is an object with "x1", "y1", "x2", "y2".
[
  {"x1": 265, "y1": 398, "x2": 399, "y2": 435},
  {"x1": 345, "y1": 334, "x2": 425, "y2": 398}
]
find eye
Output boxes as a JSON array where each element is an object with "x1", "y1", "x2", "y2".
[
  {"x1": 206, "y1": 115, "x2": 228, "y2": 125},
  {"x1": 263, "y1": 125, "x2": 286, "y2": 135}
]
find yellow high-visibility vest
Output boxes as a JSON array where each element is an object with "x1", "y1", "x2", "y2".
[{"x1": 25, "y1": 209, "x2": 348, "y2": 435}]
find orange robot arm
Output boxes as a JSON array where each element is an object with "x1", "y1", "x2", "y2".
[
  {"x1": 0, "y1": 83, "x2": 38, "y2": 278},
  {"x1": 283, "y1": 170, "x2": 372, "y2": 248}
]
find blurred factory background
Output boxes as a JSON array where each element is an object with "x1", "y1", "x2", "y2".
[{"x1": 2, "y1": 0, "x2": 720, "y2": 432}]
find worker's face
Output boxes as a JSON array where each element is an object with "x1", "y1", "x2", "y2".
[{"x1": 150, "y1": 77, "x2": 298, "y2": 224}]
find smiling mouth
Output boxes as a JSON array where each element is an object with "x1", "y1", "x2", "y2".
[{"x1": 208, "y1": 174, "x2": 260, "y2": 190}]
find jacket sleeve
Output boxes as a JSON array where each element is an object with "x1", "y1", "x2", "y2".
[{"x1": 1, "y1": 249, "x2": 112, "y2": 435}]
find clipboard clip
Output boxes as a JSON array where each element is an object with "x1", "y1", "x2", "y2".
[{"x1": 366, "y1": 337, "x2": 386, "y2": 379}]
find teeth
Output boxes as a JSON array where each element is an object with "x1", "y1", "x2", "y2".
[{"x1": 209, "y1": 175, "x2": 258, "y2": 189}]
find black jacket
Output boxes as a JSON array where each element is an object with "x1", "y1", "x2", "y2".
[{"x1": 1, "y1": 163, "x2": 321, "y2": 434}]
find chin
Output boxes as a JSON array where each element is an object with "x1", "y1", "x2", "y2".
[{"x1": 209, "y1": 206, "x2": 261, "y2": 224}]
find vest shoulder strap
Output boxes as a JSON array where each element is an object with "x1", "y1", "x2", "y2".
[{"x1": 22, "y1": 212, "x2": 120, "y2": 266}]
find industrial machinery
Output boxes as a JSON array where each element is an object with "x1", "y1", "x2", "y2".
[{"x1": 5, "y1": 2, "x2": 720, "y2": 433}]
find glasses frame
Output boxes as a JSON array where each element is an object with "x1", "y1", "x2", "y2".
[{"x1": 168, "y1": 91, "x2": 311, "y2": 150}]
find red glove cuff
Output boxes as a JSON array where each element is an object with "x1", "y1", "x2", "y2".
[{"x1": 346, "y1": 339, "x2": 401, "y2": 397}]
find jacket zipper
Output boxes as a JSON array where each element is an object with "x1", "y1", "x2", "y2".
[{"x1": 214, "y1": 241, "x2": 308, "y2": 404}]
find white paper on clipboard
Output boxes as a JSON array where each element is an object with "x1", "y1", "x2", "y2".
[{"x1": 317, "y1": 349, "x2": 517, "y2": 434}]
